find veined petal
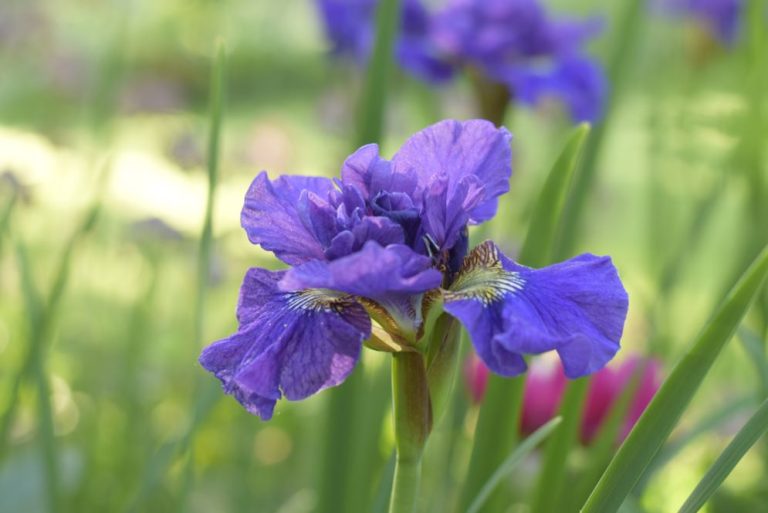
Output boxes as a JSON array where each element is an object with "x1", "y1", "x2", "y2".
[
  {"x1": 280, "y1": 242, "x2": 442, "y2": 341},
  {"x1": 199, "y1": 268, "x2": 371, "y2": 419},
  {"x1": 392, "y1": 119, "x2": 512, "y2": 247},
  {"x1": 241, "y1": 172, "x2": 336, "y2": 265},
  {"x1": 443, "y1": 241, "x2": 628, "y2": 378}
]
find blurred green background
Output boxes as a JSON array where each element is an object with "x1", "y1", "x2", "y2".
[{"x1": 1, "y1": 0, "x2": 766, "y2": 512}]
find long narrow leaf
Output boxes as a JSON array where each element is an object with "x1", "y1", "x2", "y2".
[
  {"x1": 0, "y1": 200, "x2": 101, "y2": 461},
  {"x1": 175, "y1": 40, "x2": 226, "y2": 513},
  {"x1": 573, "y1": 361, "x2": 652, "y2": 508},
  {"x1": 582, "y1": 244, "x2": 768, "y2": 513},
  {"x1": 519, "y1": 123, "x2": 590, "y2": 267},
  {"x1": 467, "y1": 417, "x2": 563, "y2": 513},
  {"x1": 556, "y1": 0, "x2": 645, "y2": 258},
  {"x1": 738, "y1": 327, "x2": 768, "y2": 397},
  {"x1": 678, "y1": 397, "x2": 768, "y2": 513},
  {"x1": 530, "y1": 378, "x2": 589, "y2": 513},
  {"x1": 0, "y1": 195, "x2": 16, "y2": 254},
  {"x1": 458, "y1": 125, "x2": 591, "y2": 511},
  {"x1": 634, "y1": 395, "x2": 756, "y2": 494},
  {"x1": 354, "y1": 0, "x2": 401, "y2": 147},
  {"x1": 14, "y1": 240, "x2": 59, "y2": 512}
]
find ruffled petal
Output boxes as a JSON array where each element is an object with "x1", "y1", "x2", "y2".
[
  {"x1": 280, "y1": 241, "x2": 441, "y2": 298},
  {"x1": 341, "y1": 144, "x2": 418, "y2": 200},
  {"x1": 392, "y1": 120, "x2": 512, "y2": 246},
  {"x1": 199, "y1": 268, "x2": 371, "y2": 419},
  {"x1": 241, "y1": 172, "x2": 337, "y2": 265},
  {"x1": 443, "y1": 241, "x2": 628, "y2": 378}
]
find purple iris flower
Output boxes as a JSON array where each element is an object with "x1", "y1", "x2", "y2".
[
  {"x1": 200, "y1": 119, "x2": 629, "y2": 419},
  {"x1": 315, "y1": 0, "x2": 607, "y2": 122},
  {"x1": 315, "y1": 0, "x2": 454, "y2": 82},
  {"x1": 662, "y1": 0, "x2": 743, "y2": 44}
]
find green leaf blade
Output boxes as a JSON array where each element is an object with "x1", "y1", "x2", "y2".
[
  {"x1": 519, "y1": 122, "x2": 590, "y2": 268},
  {"x1": 582, "y1": 244, "x2": 768, "y2": 513},
  {"x1": 678, "y1": 397, "x2": 768, "y2": 513},
  {"x1": 467, "y1": 417, "x2": 563, "y2": 513}
]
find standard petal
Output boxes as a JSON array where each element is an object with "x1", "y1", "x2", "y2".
[
  {"x1": 392, "y1": 119, "x2": 512, "y2": 231},
  {"x1": 341, "y1": 144, "x2": 418, "y2": 200},
  {"x1": 444, "y1": 241, "x2": 628, "y2": 378},
  {"x1": 199, "y1": 268, "x2": 371, "y2": 419},
  {"x1": 241, "y1": 172, "x2": 337, "y2": 265}
]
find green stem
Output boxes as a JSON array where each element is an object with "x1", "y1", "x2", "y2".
[
  {"x1": 389, "y1": 455, "x2": 422, "y2": 513},
  {"x1": 468, "y1": 69, "x2": 511, "y2": 127},
  {"x1": 389, "y1": 352, "x2": 431, "y2": 513}
]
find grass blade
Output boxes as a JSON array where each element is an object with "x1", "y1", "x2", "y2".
[
  {"x1": 530, "y1": 378, "x2": 589, "y2": 513},
  {"x1": 0, "y1": 194, "x2": 16, "y2": 254},
  {"x1": 174, "y1": 40, "x2": 226, "y2": 513},
  {"x1": 518, "y1": 123, "x2": 590, "y2": 268},
  {"x1": 467, "y1": 417, "x2": 562, "y2": 513},
  {"x1": 354, "y1": 0, "x2": 401, "y2": 147},
  {"x1": 15, "y1": 240, "x2": 59, "y2": 512},
  {"x1": 458, "y1": 125, "x2": 591, "y2": 511},
  {"x1": 634, "y1": 395, "x2": 756, "y2": 495},
  {"x1": 582, "y1": 244, "x2": 768, "y2": 513},
  {"x1": 556, "y1": 0, "x2": 645, "y2": 258},
  {"x1": 572, "y1": 362, "x2": 652, "y2": 508},
  {"x1": 678, "y1": 397, "x2": 768, "y2": 513},
  {"x1": 124, "y1": 41, "x2": 226, "y2": 513},
  {"x1": 738, "y1": 327, "x2": 768, "y2": 397},
  {"x1": 0, "y1": 200, "x2": 101, "y2": 461}
]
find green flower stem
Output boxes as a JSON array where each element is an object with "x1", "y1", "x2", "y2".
[
  {"x1": 389, "y1": 352, "x2": 431, "y2": 513},
  {"x1": 469, "y1": 69, "x2": 511, "y2": 127},
  {"x1": 389, "y1": 452, "x2": 422, "y2": 513}
]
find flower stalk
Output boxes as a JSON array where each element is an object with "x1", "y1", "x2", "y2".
[{"x1": 389, "y1": 351, "x2": 432, "y2": 513}]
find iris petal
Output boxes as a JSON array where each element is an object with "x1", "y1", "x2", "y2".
[
  {"x1": 241, "y1": 172, "x2": 336, "y2": 265},
  {"x1": 392, "y1": 119, "x2": 512, "y2": 227},
  {"x1": 199, "y1": 268, "x2": 371, "y2": 419},
  {"x1": 444, "y1": 241, "x2": 628, "y2": 378},
  {"x1": 280, "y1": 242, "x2": 442, "y2": 341}
]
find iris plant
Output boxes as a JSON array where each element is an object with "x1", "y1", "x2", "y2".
[
  {"x1": 316, "y1": 0, "x2": 607, "y2": 123},
  {"x1": 199, "y1": 119, "x2": 628, "y2": 511}
]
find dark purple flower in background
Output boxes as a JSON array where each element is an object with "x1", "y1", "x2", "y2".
[
  {"x1": 200, "y1": 119, "x2": 629, "y2": 419},
  {"x1": 315, "y1": 0, "x2": 607, "y2": 122},
  {"x1": 315, "y1": 0, "x2": 454, "y2": 82},
  {"x1": 661, "y1": 0, "x2": 743, "y2": 44}
]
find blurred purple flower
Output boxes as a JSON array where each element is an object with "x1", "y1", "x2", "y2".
[
  {"x1": 200, "y1": 119, "x2": 628, "y2": 419},
  {"x1": 662, "y1": 0, "x2": 743, "y2": 44},
  {"x1": 315, "y1": 0, "x2": 454, "y2": 81},
  {"x1": 315, "y1": 0, "x2": 607, "y2": 122}
]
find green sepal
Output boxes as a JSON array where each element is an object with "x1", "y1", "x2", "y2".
[{"x1": 425, "y1": 313, "x2": 462, "y2": 426}]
